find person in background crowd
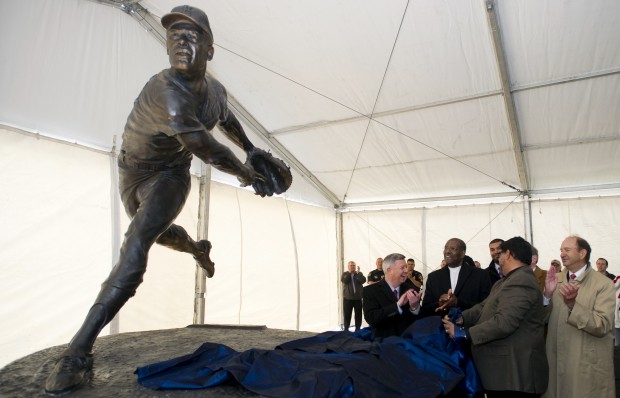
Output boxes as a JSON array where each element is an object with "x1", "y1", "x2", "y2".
[
  {"x1": 407, "y1": 258, "x2": 424, "y2": 289},
  {"x1": 530, "y1": 246, "x2": 547, "y2": 292},
  {"x1": 363, "y1": 253, "x2": 421, "y2": 339},
  {"x1": 367, "y1": 257, "x2": 384, "y2": 285},
  {"x1": 474, "y1": 261, "x2": 481, "y2": 268},
  {"x1": 550, "y1": 259, "x2": 562, "y2": 273},
  {"x1": 486, "y1": 238, "x2": 504, "y2": 286},
  {"x1": 543, "y1": 236, "x2": 615, "y2": 398},
  {"x1": 422, "y1": 238, "x2": 491, "y2": 316},
  {"x1": 341, "y1": 260, "x2": 366, "y2": 332},
  {"x1": 443, "y1": 237, "x2": 547, "y2": 398},
  {"x1": 596, "y1": 257, "x2": 616, "y2": 281}
]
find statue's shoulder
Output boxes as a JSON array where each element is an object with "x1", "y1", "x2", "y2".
[{"x1": 205, "y1": 75, "x2": 227, "y2": 98}]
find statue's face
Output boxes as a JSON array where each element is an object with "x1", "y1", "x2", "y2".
[{"x1": 166, "y1": 22, "x2": 213, "y2": 75}]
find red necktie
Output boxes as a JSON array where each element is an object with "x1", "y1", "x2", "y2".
[
  {"x1": 570, "y1": 273, "x2": 576, "y2": 280},
  {"x1": 393, "y1": 289, "x2": 398, "y2": 299}
]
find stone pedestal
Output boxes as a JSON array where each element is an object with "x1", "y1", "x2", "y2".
[{"x1": 0, "y1": 325, "x2": 315, "y2": 397}]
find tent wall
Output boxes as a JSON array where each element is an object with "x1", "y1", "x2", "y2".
[{"x1": 0, "y1": 128, "x2": 339, "y2": 368}]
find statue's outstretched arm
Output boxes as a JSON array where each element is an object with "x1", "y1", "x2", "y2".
[
  {"x1": 218, "y1": 112, "x2": 255, "y2": 153},
  {"x1": 176, "y1": 130, "x2": 257, "y2": 186}
]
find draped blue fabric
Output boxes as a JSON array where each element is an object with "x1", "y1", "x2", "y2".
[{"x1": 136, "y1": 316, "x2": 482, "y2": 397}]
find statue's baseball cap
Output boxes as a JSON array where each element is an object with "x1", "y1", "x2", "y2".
[{"x1": 161, "y1": 5, "x2": 213, "y2": 41}]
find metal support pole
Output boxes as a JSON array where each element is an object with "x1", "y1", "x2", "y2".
[
  {"x1": 109, "y1": 137, "x2": 121, "y2": 334},
  {"x1": 524, "y1": 194, "x2": 533, "y2": 244},
  {"x1": 193, "y1": 163, "x2": 211, "y2": 324},
  {"x1": 336, "y1": 211, "x2": 344, "y2": 330}
]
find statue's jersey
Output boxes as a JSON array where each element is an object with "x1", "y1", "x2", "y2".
[{"x1": 119, "y1": 69, "x2": 229, "y2": 169}]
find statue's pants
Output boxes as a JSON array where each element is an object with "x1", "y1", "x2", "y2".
[
  {"x1": 107, "y1": 165, "x2": 191, "y2": 294},
  {"x1": 70, "y1": 165, "x2": 191, "y2": 352}
]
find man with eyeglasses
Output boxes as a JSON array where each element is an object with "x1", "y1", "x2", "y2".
[{"x1": 543, "y1": 236, "x2": 615, "y2": 397}]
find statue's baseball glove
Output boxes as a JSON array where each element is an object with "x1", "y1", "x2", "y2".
[{"x1": 248, "y1": 148, "x2": 292, "y2": 197}]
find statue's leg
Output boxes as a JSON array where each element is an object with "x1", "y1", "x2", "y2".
[
  {"x1": 45, "y1": 168, "x2": 190, "y2": 395},
  {"x1": 156, "y1": 224, "x2": 215, "y2": 277}
]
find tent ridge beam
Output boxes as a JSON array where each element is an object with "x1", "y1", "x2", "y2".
[
  {"x1": 485, "y1": 0, "x2": 529, "y2": 192},
  {"x1": 271, "y1": 90, "x2": 502, "y2": 136},
  {"x1": 523, "y1": 134, "x2": 620, "y2": 151},
  {"x1": 529, "y1": 183, "x2": 620, "y2": 196},
  {"x1": 339, "y1": 183, "x2": 620, "y2": 212},
  {"x1": 339, "y1": 191, "x2": 523, "y2": 211},
  {"x1": 88, "y1": 0, "x2": 168, "y2": 46},
  {"x1": 512, "y1": 67, "x2": 620, "y2": 93}
]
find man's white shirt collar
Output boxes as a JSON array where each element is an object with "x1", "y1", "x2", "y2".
[
  {"x1": 570, "y1": 263, "x2": 588, "y2": 279},
  {"x1": 449, "y1": 265, "x2": 461, "y2": 292}
]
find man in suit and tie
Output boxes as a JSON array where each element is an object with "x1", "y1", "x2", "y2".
[
  {"x1": 486, "y1": 238, "x2": 504, "y2": 286},
  {"x1": 421, "y1": 238, "x2": 491, "y2": 316},
  {"x1": 363, "y1": 253, "x2": 421, "y2": 339},
  {"x1": 443, "y1": 237, "x2": 548, "y2": 397}
]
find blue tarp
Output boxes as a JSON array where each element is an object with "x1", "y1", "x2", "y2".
[{"x1": 136, "y1": 316, "x2": 482, "y2": 397}]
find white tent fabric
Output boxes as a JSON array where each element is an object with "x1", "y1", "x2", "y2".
[{"x1": 1, "y1": 0, "x2": 619, "y2": 368}]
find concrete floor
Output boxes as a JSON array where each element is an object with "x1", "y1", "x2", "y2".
[{"x1": 0, "y1": 325, "x2": 316, "y2": 398}]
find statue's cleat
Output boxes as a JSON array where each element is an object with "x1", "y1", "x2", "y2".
[
  {"x1": 44, "y1": 349, "x2": 93, "y2": 396},
  {"x1": 194, "y1": 240, "x2": 215, "y2": 278}
]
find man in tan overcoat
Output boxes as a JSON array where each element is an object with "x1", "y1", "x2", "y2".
[{"x1": 543, "y1": 236, "x2": 615, "y2": 398}]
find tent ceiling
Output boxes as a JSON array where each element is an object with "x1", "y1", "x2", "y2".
[{"x1": 1, "y1": 0, "x2": 619, "y2": 208}]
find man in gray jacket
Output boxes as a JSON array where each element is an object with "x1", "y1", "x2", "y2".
[
  {"x1": 443, "y1": 237, "x2": 548, "y2": 397},
  {"x1": 341, "y1": 260, "x2": 366, "y2": 332}
]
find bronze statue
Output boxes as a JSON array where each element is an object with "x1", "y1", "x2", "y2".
[{"x1": 45, "y1": 5, "x2": 291, "y2": 395}]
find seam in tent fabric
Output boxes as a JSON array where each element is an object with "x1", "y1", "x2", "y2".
[
  {"x1": 235, "y1": 188, "x2": 243, "y2": 325},
  {"x1": 465, "y1": 193, "x2": 522, "y2": 244},
  {"x1": 343, "y1": 0, "x2": 412, "y2": 202},
  {"x1": 283, "y1": 198, "x2": 301, "y2": 331}
]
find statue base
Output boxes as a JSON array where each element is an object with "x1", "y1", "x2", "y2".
[{"x1": 0, "y1": 325, "x2": 315, "y2": 397}]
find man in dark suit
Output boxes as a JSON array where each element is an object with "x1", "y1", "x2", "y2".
[
  {"x1": 486, "y1": 238, "x2": 504, "y2": 286},
  {"x1": 421, "y1": 238, "x2": 491, "y2": 316},
  {"x1": 443, "y1": 237, "x2": 548, "y2": 397},
  {"x1": 363, "y1": 253, "x2": 421, "y2": 339}
]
